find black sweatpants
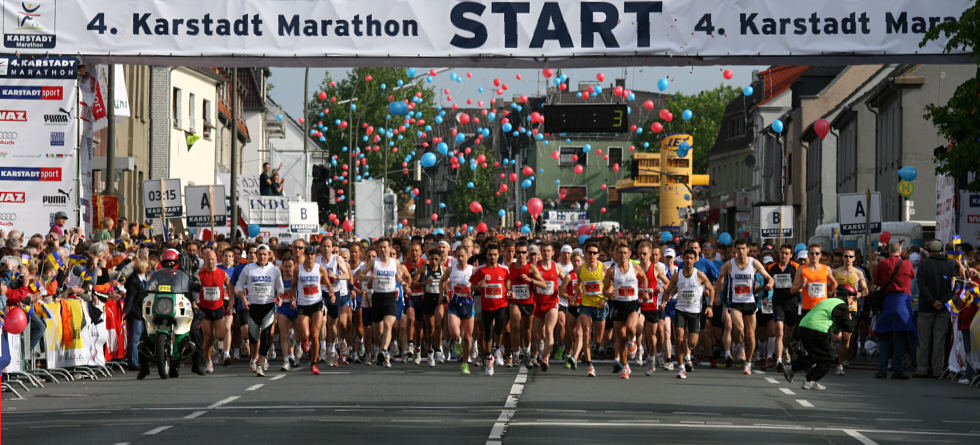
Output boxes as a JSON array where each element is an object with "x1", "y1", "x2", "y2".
[{"x1": 792, "y1": 327, "x2": 834, "y2": 382}]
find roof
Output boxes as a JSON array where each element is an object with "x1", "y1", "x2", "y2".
[{"x1": 753, "y1": 66, "x2": 809, "y2": 108}]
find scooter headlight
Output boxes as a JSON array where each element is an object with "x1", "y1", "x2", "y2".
[{"x1": 153, "y1": 297, "x2": 174, "y2": 316}]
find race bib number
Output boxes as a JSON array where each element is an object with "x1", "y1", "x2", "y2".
[
  {"x1": 734, "y1": 285, "x2": 752, "y2": 299},
  {"x1": 536, "y1": 281, "x2": 555, "y2": 296},
  {"x1": 424, "y1": 280, "x2": 440, "y2": 294},
  {"x1": 453, "y1": 285, "x2": 471, "y2": 298},
  {"x1": 252, "y1": 283, "x2": 272, "y2": 299},
  {"x1": 303, "y1": 285, "x2": 320, "y2": 296},
  {"x1": 484, "y1": 283, "x2": 504, "y2": 299},
  {"x1": 616, "y1": 287, "x2": 636, "y2": 300},
  {"x1": 374, "y1": 276, "x2": 395, "y2": 291},
  {"x1": 512, "y1": 284, "x2": 530, "y2": 300},
  {"x1": 202, "y1": 286, "x2": 221, "y2": 302},
  {"x1": 761, "y1": 299, "x2": 773, "y2": 314},
  {"x1": 678, "y1": 289, "x2": 698, "y2": 306},
  {"x1": 807, "y1": 282, "x2": 826, "y2": 299},
  {"x1": 774, "y1": 274, "x2": 792, "y2": 289},
  {"x1": 583, "y1": 281, "x2": 601, "y2": 295},
  {"x1": 640, "y1": 289, "x2": 656, "y2": 304}
]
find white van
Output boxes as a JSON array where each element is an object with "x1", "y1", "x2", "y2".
[{"x1": 593, "y1": 221, "x2": 621, "y2": 233}]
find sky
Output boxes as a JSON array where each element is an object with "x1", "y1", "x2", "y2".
[{"x1": 267, "y1": 65, "x2": 766, "y2": 120}]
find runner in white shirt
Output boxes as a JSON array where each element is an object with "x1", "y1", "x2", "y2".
[
  {"x1": 235, "y1": 244, "x2": 285, "y2": 377},
  {"x1": 292, "y1": 246, "x2": 333, "y2": 375},
  {"x1": 353, "y1": 238, "x2": 411, "y2": 367},
  {"x1": 662, "y1": 249, "x2": 715, "y2": 379}
]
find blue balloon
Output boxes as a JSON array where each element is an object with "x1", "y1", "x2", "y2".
[
  {"x1": 437, "y1": 142, "x2": 449, "y2": 155},
  {"x1": 502, "y1": 123, "x2": 513, "y2": 132},
  {"x1": 898, "y1": 166, "x2": 918, "y2": 181},
  {"x1": 406, "y1": 68, "x2": 417, "y2": 77},
  {"x1": 555, "y1": 179, "x2": 561, "y2": 185},
  {"x1": 521, "y1": 205, "x2": 528, "y2": 213},
  {"x1": 420, "y1": 152, "x2": 437, "y2": 168},
  {"x1": 521, "y1": 179, "x2": 533, "y2": 189},
  {"x1": 276, "y1": 114, "x2": 283, "y2": 121},
  {"x1": 380, "y1": 83, "x2": 386, "y2": 90},
  {"x1": 434, "y1": 228, "x2": 445, "y2": 235},
  {"x1": 660, "y1": 231, "x2": 673, "y2": 243},
  {"x1": 578, "y1": 234, "x2": 590, "y2": 245},
  {"x1": 743, "y1": 86, "x2": 754, "y2": 96},
  {"x1": 388, "y1": 101, "x2": 408, "y2": 116},
  {"x1": 627, "y1": 92, "x2": 636, "y2": 101},
  {"x1": 439, "y1": 202, "x2": 446, "y2": 208},
  {"x1": 657, "y1": 78, "x2": 669, "y2": 92},
  {"x1": 248, "y1": 224, "x2": 261, "y2": 238},
  {"x1": 683, "y1": 194, "x2": 690, "y2": 200},
  {"x1": 435, "y1": 115, "x2": 444, "y2": 124},
  {"x1": 718, "y1": 232, "x2": 734, "y2": 246},
  {"x1": 682, "y1": 109, "x2": 693, "y2": 121},
  {"x1": 487, "y1": 112, "x2": 496, "y2": 121},
  {"x1": 498, "y1": 209, "x2": 506, "y2": 217},
  {"x1": 772, "y1": 119, "x2": 784, "y2": 134},
  {"x1": 521, "y1": 226, "x2": 531, "y2": 234},
  {"x1": 467, "y1": 181, "x2": 475, "y2": 189},
  {"x1": 583, "y1": 144, "x2": 592, "y2": 153},
  {"x1": 456, "y1": 133, "x2": 466, "y2": 143}
]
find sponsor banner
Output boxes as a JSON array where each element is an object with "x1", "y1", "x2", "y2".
[
  {"x1": 247, "y1": 196, "x2": 290, "y2": 226},
  {"x1": 961, "y1": 192, "x2": 980, "y2": 246},
  {"x1": 0, "y1": 55, "x2": 78, "y2": 79},
  {"x1": 936, "y1": 173, "x2": 956, "y2": 244},
  {"x1": 0, "y1": 1, "x2": 970, "y2": 65},
  {"x1": 0, "y1": 157, "x2": 76, "y2": 234},
  {"x1": 545, "y1": 210, "x2": 589, "y2": 231},
  {"x1": 0, "y1": 60, "x2": 78, "y2": 156}
]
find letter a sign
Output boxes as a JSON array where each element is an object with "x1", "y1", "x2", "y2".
[
  {"x1": 184, "y1": 185, "x2": 227, "y2": 227},
  {"x1": 837, "y1": 192, "x2": 881, "y2": 236}
]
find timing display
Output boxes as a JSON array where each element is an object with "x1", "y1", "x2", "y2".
[{"x1": 543, "y1": 104, "x2": 628, "y2": 133}]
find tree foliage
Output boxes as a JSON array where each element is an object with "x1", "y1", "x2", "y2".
[
  {"x1": 922, "y1": 2, "x2": 980, "y2": 191},
  {"x1": 447, "y1": 145, "x2": 506, "y2": 225},
  {"x1": 631, "y1": 85, "x2": 741, "y2": 174},
  {"x1": 306, "y1": 67, "x2": 438, "y2": 216}
]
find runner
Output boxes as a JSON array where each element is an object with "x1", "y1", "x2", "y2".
[
  {"x1": 403, "y1": 241, "x2": 426, "y2": 364},
  {"x1": 413, "y1": 248, "x2": 445, "y2": 367},
  {"x1": 663, "y1": 249, "x2": 715, "y2": 379},
  {"x1": 603, "y1": 241, "x2": 648, "y2": 379},
  {"x1": 660, "y1": 248, "x2": 679, "y2": 371},
  {"x1": 715, "y1": 239, "x2": 774, "y2": 374},
  {"x1": 275, "y1": 255, "x2": 300, "y2": 371},
  {"x1": 831, "y1": 248, "x2": 868, "y2": 375},
  {"x1": 555, "y1": 244, "x2": 575, "y2": 361},
  {"x1": 791, "y1": 244, "x2": 838, "y2": 319},
  {"x1": 767, "y1": 245, "x2": 799, "y2": 372},
  {"x1": 354, "y1": 238, "x2": 412, "y2": 368},
  {"x1": 560, "y1": 252, "x2": 583, "y2": 370},
  {"x1": 507, "y1": 240, "x2": 535, "y2": 367},
  {"x1": 572, "y1": 242, "x2": 607, "y2": 377},
  {"x1": 197, "y1": 247, "x2": 233, "y2": 373},
  {"x1": 292, "y1": 246, "x2": 332, "y2": 374},
  {"x1": 637, "y1": 241, "x2": 669, "y2": 375},
  {"x1": 442, "y1": 245, "x2": 475, "y2": 374},
  {"x1": 527, "y1": 242, "x2": 564, "y2": 372},
  {"x1": 470, "y1": 243, "x2": 510, "y2": 376},
  {"x1": 235, "y1": 244, "x2": 285, "y2": 377}
]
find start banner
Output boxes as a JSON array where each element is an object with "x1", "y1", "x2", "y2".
[{"x1": 1, "y1": 1, "x2": 971, "y2": 66}]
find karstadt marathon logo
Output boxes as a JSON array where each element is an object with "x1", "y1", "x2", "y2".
[{"x1": 4, "y1": 1, "x2": 57, "y2": 49}]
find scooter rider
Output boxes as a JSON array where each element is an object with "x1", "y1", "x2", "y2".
[{"x1": 138, "y1": 248, "x2": 203, "y2": 379}]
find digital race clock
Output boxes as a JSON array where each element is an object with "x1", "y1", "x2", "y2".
[{"x1": 543, "y1": 104, "x2": 628, "y2": 133}]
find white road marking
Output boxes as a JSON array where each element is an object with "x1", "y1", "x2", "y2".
[
  {"x1": 391, "y1": 419, "x2": 442, "y2": 423},
  {"x1": 765, "y1": 377, "x2": 780, "y2": 384},
  {"x1": 183, "y1": 411, "x2": 207, "y2": 420},
  {"x1": 943, "y1": 420, "x2": 980, "y2": 424},
  {"x1": 796, "y1": 399, "x2": 814, "y2": 408},
  {"x1": 779, "y1": 388, "x2": 796, "y2": 395},
  {"x1": 877, "y1": 418, "x2": 922, "y2": 422},
  {"x1": 111, "y1": 442, "x2": 130, "y2": 445},
  {"x1": 143, "y1": 426, "x2": 172, "y2": 436},
  {"x1": 270, "y1": 374, "x2": 286, "y2": 381},
  {"x1": 752, "y1": 370, "x2": 766, "y2": 375},
  {"x1": 487, "y1": 367, "x2": 528, "y2": 445},
  {"x1": 246, "y1": 384, "x2": 264, "y2": 391},
  {"x1": 843, "y1": 429, "x2": 879, "y2": 445},
  {"x1": 207, "y1": 396, "x2": 241, "y2": 410}
]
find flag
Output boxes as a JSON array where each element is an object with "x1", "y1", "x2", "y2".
[
  {"x1": 831, "y1": 227, "x2": 839, "y2": 241},
  {"x1": 68, "y1": 254, "x2": 88, "y2": 268},
  {"x1": 47, "y1": 251, "x2": 64, "y2": 270}
]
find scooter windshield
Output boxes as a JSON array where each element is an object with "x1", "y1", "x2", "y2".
[{"x1": 145, "y1": 268, "x2": 192, "y2": 294}]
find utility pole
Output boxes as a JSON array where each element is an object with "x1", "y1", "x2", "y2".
[
  {"x1": 230, "y1": 67, "x2": 239, "y2": 241},
  {"x1": 304, "y1": 68, "x2": 310, "y2": 201},
  {"x1": 105, "y1": 65, "x2": 116, "y2": 196}
]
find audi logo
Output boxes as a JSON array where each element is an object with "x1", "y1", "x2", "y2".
[
  {"x1": 0, "y1": 131, "x2": 16, "y2": 139},
  {"x1": 0, "y1": 212, "x2": 16, "y2": 220}
]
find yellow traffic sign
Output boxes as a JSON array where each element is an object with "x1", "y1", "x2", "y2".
[{"x1": 897, "y1": 180, "x2": 915, "y2": 198}]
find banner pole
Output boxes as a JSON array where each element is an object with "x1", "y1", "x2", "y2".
[
  {"x1": 209, "y1": 185, "x2": 215, "y2": 241},
  {"x1": 160, "y1": 178, "x2": 167, "y2": 242}
]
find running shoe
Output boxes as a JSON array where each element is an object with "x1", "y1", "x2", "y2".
[
  {"x1": 677, "y1": 368, "x2": 687, "y2": 379},
  {"x1": 628, "y1": 340, "x2": 638, "y2": 360},
  {"x1": 428, "y1": 352, "x2": 436, "y2": 368},
  {"x1": 587, "y1": 364, "x2": 596, "y2": 377},
  {"x1": 540, "y1": 358, "x2": 549, "y2": 372},
  {"x1": 776, "y1": 361, "x2": 785, "y2": 373},
  {"x1": 620, "y1": 366, "x2": 630, "y2": 379},
  {"x1": 376, "y1": 352, "x2": 385, "y2": 366},
  {"x1": 288, "y1": 354, "x2": 297, "y2": 368},
  {"x1": 414, "y1": 350, "x2": 423, "y2": 365},
  {"x1": 384, "y1": 352, "x2": 392, "y2": 368},
  {"x1": 249, "y1": 359, "x2": 257, "y2": 372},
  {"x1": 684, "y1": 359, "x2": 694, "y2": 373},
  {"x1": 486, "y1": 357, "x2": 495, "y2": 376},
  {"x1": 555, "y1": 345, "x2": 565, "y2": 361},
  {"x1": 663, "y1": 361, "x2": 675, "y2": 371},
  {"x1": 725, "y1": 355, "x2": 734, "y2": 367},
  {"x1": 263, "y1": 360, "x2": 269, "y2": 371},
  {"x1": 743, "y1": 362, "x2": 752, "y2": 375},
  {"x1": 256, "y1": 367, "x2": 265, "y2": 377},
  {"x1": 645, "y1": 360, "x2": 656, "y2": 376},
  {"x1": 783, "y1": 363, "x2": 794, "y2": 383},
  {"x1": 495, "y1": 348, "x2": 504, "y2": 366},
  {"x1": 310, "y1": 364, "x2": 320, "y2": 375},
  {"x1": 835, "y1": 364, "x2": 845, "y2": 376},
  {"x1": 205, "y1": 361, "x2": 214, "y2": 374},
  {"x1": 281, "y1": 361, "x2": 291, "y2": 372},
  {"x1": 436, "y1": 350, "x2": 446, "y2": 364},
  {"x1": 565, "y1": 356, "x2": 574, "y2": 370},
  {"x1": 505, "y1": 356, "x2": 514, "y2": 368},
  {"x1": 454, "y1": 341, "x2": 463, "y2": 358},
  {"x1": 612, "y1": 359, "x2": 623, "y2": 374},
  {"x1": 223, "y1": 353, "x2": 232, "y2": 367},
  {"x1": 461, "y1": 362, "x2": 470, "y2": 375},
  {"x1": 802, "y1": 380, "x2": 826, "y2": 390}
]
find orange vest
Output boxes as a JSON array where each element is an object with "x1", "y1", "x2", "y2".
[{"x1": 800, "y1": 264, "x2": 830, "y2": 310}]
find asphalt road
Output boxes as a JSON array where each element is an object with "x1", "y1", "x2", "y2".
[{"x1": 4, "y1": 358, "x2": 980, "y2": 445}]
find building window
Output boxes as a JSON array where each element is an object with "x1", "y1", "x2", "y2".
[
  {"x1": 559, "y1": 186, "x2": 587, "y2": 203},
  {"x1": 172, "y1": 87, "x2": 182, "y2": 129},
  {"x1": 608, "y1": 146, "x2": 622, "y2": 166},
  {"x1": 559, "y1": 146, "x2": 587, "y2": 167},
  {"x1": 203, "y1": 99, "x2": 213, "y2": 139},
  {"x1": 188, "y1": 93, "x2": 196, "y2": 133}
]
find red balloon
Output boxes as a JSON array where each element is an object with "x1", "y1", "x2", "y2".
[
  {"x1": 613, "y1": 85, "x2": 624, "y2": 97},
  {"x1": 343, "y1": 220, "x2": 355, "y2": 233},
  {"x1": 522, "y1": 166, "x2": 534, "y2": 176},
  {"x1": 723, "y1": 69, "x2": 734, "y2": 80},
  {"x1": 318, "y1": 91, "x2": 327, "y2": 101},
  {"x1": 600, "y1": 184, "x2": 607, "y2": 190},
  {"x1": 577, "y1": 224, "x2": 593, "y2": 236},
  {"x1": 431, "y1": 213, "x2": 439, "y2": 221},
  {"x1": 880, "y1": 231, "x2": 892, "y2": 244},
  {"x1": 814, "y1": 119, "x2": 830, "y2": 140},
  {"x1": 499, "y1": 183, "x2": 509, "y2": 193},
  {"x1": 542, "y1": 68, "x2": 554, "y2": 78},
  {"x1": 459, "y1": 113, "x2": 471, "y2": 125},
  {"x1": 476, "y1": 222, "x2": 488, "y2": 233},
  {"x1": 469, "y1": 201, "x2": 484, "y2": 213},
  {"x1": 612, "y1": 163, "x2": 620, "y2": 173},
  {"x1": 650, "y1": 122, "x2": 663, "y2": 133},
  {"x1": 574, "y1": 165, "x2": 584, "y2": 175},
  {"x1": 596, "y1": 72, "x2": 605, "y2": 82},
  {"x1": 659, "y1": 109, "x2": 671, "y2": 121},
  {"x1": 551, "y1": 150, "x2": 560, "y2": 160},
  {"x1": 600, "y1": 207, "x2": 607, "y2": 214},
  {"x1": 643, "y1": 100, "x2": 655, "y2": 110},
  {"x1": 664, "y1": 112, "x2": 673, "y2": 123},
  {"x1": 509, "y1": 173, "x2": 518, "y2": 182},
  {"x1": 3, "y1": 306, "x2": 27, "y2": 334},
  {"x1": 526, "y1": 198, "x2": 544, "y2": 218}
]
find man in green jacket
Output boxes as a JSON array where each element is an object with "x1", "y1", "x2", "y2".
[{"x1": 784, "y1": 284, "x2": 858, "y2": 390}]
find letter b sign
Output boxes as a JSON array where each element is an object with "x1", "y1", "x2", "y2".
[
  {"x1": 771, "y1": 211, "x2": 780, "y2": 225},
  {"x1": 300, "y1": 208, "x2": 308, "y2": 220}
]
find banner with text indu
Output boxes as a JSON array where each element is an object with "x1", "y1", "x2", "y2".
[{"x1": 2, "y1": 1, "x2": 972, "y2": 66}]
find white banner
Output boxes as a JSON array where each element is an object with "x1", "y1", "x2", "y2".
[
  {"x1": 185, "y1": 185, "x2": 227, "y2": 228},
  {"x1": 545, "y1": 210, "x2": 588, "y2": 231},
  {"x1": 355, "y1": 179, "x2": 384, "y2": 239},
  {"x1": 143, "y1": 178, "x2": 183, "y2": 219},
  {"x1": 0, "y1": 56, "x2": 79, "y2": 236},
  {"x1": 936, "y1": 173, "x2": 956, "y2": 244},
  {"x1": 92, "y1": 64, "x2": 131, "y2": 132},
  {"x1": 760, "y1": 205, "x2": 793, "y2": 239},
  {"x1": 960, "y1": 191, "x2": 980, "y2": 246},
  {"x1": 247, "y1": 196, "x2": 290, "y2": 226},
  {"x1": 2, "y1": 1, "x2": 970, "y2": 66},
  {"x1": 289, "y1": 201, "x2": 319, "y2": 234}
]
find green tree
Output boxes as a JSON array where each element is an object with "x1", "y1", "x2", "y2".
[
  {"x1": 631, "y1": 85, "x2": 741, "y2": 174},
  {"x1": 448, "y1": 145, "x2": 506, "y2": 225},
  {"x1": 922, "y1": 2, "x2": 980, "y2": 191},
  {"x1": 306, "y1": 67, "x2": 438, "y2": 216}
]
